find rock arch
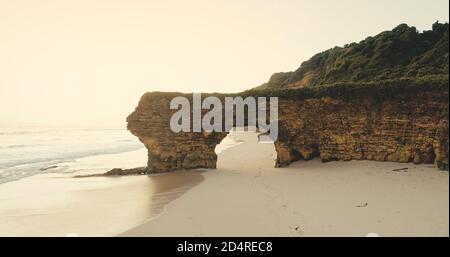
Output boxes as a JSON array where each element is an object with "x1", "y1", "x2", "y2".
[{"x1": 127, "y1": 90, "x2": 449, "y2": 173}]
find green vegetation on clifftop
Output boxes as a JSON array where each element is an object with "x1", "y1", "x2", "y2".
[{"x1": 255, "y1": 22, "x2": 449, "y2": 90}]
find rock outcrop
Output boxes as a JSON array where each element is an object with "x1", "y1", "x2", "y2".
[
  {"x1": 127, "y1": 93, "x2": 228, "y2": 173},
  {"x1": 127, "y1": 86, "x2": 449, "y2": 173}
]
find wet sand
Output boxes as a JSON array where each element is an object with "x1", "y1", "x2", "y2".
[{"x1": 0, "y1": 150, "x2": 203, "y2": 237}]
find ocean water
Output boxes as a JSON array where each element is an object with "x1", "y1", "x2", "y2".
[
  {"x1": 0, "y1": 126, "x2": 246, "y2": 185},
  {"x1": 0, "y1": 127, "x2": 144, "y2": 184}
]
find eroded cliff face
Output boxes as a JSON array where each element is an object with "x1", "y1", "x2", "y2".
[
  {"x1": 275, "y1": 92, "x2": 449, "y2": 169},
  {"x1": 127, "y1": 90, "x2": 449, "y2": 173}
]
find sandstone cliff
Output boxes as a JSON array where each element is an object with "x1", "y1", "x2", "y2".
[
  {"x1": 127, "y1": 81, "x2": 449, "y2": 172},
  {"x1": 274, "y1": 91, "x2": 448, "y2": 168}
]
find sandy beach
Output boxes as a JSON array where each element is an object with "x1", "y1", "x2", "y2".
[
  {"x1": 0, "y1": 132, "x2": 448, "y2": 237},
  {"x1": 122, "y1": 132, "x2": 449, "y2": 237}
]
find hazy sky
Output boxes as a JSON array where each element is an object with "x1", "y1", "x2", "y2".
[{"x1": 0, "y1": 0, "x2": 448, "y2": 127}]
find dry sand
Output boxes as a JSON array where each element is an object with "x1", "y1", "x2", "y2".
[{"x1": 122, "y1": 132, "x2": 449, "y2": 237}]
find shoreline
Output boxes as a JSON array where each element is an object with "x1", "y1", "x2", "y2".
[{"x1": 0, "y1": 149, "x2": 204, "y2": 237}]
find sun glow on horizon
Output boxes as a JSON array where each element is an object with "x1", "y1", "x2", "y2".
[{"x1": 0, "y1": 0, "x2": 448, "y2": 127}]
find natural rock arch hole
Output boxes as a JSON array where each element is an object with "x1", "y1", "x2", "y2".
[{"x1": 214, "y1": 128, "x2": 277, "y2": 171}]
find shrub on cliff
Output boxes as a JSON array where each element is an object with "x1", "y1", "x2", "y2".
[{"x1": 241, "y1": 76, "x2": 449, "y2": 102}]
